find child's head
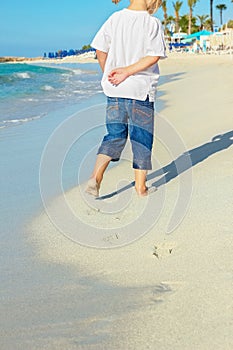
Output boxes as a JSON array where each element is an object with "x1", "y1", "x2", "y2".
[
  {"x1": 146, "y1": 0, "x2": 162, "y2": 14},
  {"x1": 112, "y1": 0, "x2": 162, "y2": 15}
]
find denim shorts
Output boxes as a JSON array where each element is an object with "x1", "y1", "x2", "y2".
[{"x1": 97, "y1": 96, "x2": 154, "y2": 170}]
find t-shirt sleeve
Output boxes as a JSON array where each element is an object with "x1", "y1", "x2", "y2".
[
  {"x1": 146, "y1": 19, "x2": 167, "y2": 58},
  {"x1": 91, "y1": 17, "x2": 112, "y2": 53}
]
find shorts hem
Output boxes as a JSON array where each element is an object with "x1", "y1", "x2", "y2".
[
  {"x1": 133, "y1": 160, "x2": 152, "y2": 170},
  {"x1": 97, "y1": 148, "x2": 120, "y2": 162}
]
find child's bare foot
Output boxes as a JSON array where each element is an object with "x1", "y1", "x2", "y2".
[
  {"x1": 85, "y1": 178, "x2": 100, "y2": 197},
  {"x1": 136, "y1": 186, "x2": 157, "y2": 197}
]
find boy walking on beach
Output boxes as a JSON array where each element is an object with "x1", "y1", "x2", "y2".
[{"x1": 86, "y1": 0, "x2": 166, "y2": 197}]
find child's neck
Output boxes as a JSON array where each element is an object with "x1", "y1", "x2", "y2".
[{"x1": 128, "y1": 0, "x2": 147, "y2": 11}]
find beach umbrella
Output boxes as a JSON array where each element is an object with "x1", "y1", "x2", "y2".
[{"x1": 185, "y1": 30, "x2": 212, "y2": 40}]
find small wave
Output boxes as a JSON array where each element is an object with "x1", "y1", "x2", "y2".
[
  {"x1": 61, "y1": 67, "x2": 92, "y2": 76},
  {"x1": 14, "y1": 72, "x2": 31, "y2": 79},
  {"x1": 72, "y1": 69, "x2": 84, "y2": 75},
  {"x1": 3, "y1": 116, "x2": 42, "y2": 123},
  {"x1": 73, "y1": 90, "x2": 82, "y2": 94},
  {"x1": 26, "y1": 98, "x2": 39, "y2": 102},
  {"x1": 1, "y1": 115, "x2": 44, "y2": 129},
  {"x1": 41, "y1": 85, "x2": 54, "y2": 91}
]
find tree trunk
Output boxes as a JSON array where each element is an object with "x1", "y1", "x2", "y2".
[
  {"x1": 188, "y1": 7, "x2": 193, "y2": 34},
  {"x1": 175, "y1": 12, "x2": 179, "y2": 32},
  {"x1": 210, "y1": 0, "x2": 213, "y2": 31},
  {"x1": 220, "y1": 10, "x2": 223, "y2": 26},
  {"x1": 163, "y1": 12, "x2": 168, "y2": 34}
]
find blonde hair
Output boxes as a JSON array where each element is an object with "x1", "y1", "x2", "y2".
[
  {"x1": 146, "y1": 0, "x2": 162, "y2": 14},
  {"x1": 112, "y1": 0, "x2": 162, "y2": 15}
]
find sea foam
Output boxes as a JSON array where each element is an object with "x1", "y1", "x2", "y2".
[{"x1": 14, "y1": 72, "x2": 31, "y2": 79}]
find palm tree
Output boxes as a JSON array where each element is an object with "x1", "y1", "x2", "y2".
[
  {"x1": 179, "y1": 14, "x2": 199, "y2": 33},
  {"x1": 188, "y1": 0, "x2": 199, "y2": 34},
  {"x1": 210, "y1": 0, "x2": 214, "y2": 31},
  {"x1": 204, "y1": 18, "x2": 214, "y2": 31},
  {"x1": 216, "y1": 4, "x2": 227, "y2": 26},
  {"x1": 179, "y1": 14, "x2": 189, "y2": 33},
  {"x1": 196, "y1": 14, "x2": 210, "y2": 30},
  {"x1": 161, "y1": 1, "x2": 168, "y2": 34},
  {"x1": 173, "y1": 1, "x2": 183, "y2": 32}
]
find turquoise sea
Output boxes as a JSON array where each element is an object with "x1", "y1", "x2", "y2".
[{"x1": 0, "y1": 62, "x2": 102, "y2": 128}]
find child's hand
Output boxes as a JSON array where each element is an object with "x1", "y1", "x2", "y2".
[{"x1": 108, "y1": 68, "x2": 129, "y2": 86}]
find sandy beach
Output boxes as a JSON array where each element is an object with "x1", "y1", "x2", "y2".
[
  {"x1": 1, "y1": 53, "x2": 232, "y2": 349},
  {"x1": 0, "y1": 51, "x2": 97, "y2": 64},
  {"x1": 24, "y1": 53, "x2": 233, "y2": 349},
  {"x1": 23, "y1": 52, "x2": 98, "y2": 65}
]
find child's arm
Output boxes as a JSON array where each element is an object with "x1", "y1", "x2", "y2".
[
  {"x1": 108, "y1": 56, "x2": 160, "y2": 86},
  {"x1": 96, "y1": 50, "x2": 108, "y2": 72}
]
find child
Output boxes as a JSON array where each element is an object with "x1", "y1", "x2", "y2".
[{"x1": 86, "y1": 0, "x2": 166, "y2": 197}]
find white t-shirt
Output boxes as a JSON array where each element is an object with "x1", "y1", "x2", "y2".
[{"x1": 91, "y1": 8, "x2": 166, "y2": 102}]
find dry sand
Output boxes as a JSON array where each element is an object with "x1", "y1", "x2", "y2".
[{"x1": 29, "y1": 53, "x2": 233, "y2": 349}]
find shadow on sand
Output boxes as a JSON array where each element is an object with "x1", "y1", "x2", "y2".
[{"x1": 98, "y1": 130, "x2": 233, "y2": 200}]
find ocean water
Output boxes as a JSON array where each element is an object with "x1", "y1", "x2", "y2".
[{"x1": 0, "y1": 62, "x2": 102, "y2": 129}]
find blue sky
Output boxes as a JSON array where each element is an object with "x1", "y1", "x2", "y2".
[{"x1": 0, "y1": 0, "x2": 232, "y2": 57}]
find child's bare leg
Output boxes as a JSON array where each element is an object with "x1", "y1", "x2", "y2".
[
  {"x1": 91, "y1": 154, "x2": 111, "y2": 184},
  {"x1": 134, "y1": 169, "x2": 148, "y2": 196},
  {"x1": 86, "y1": 154, "x2": 111, "y2": 197}
]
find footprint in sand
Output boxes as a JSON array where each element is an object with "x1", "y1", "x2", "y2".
[{"x1": 153, "y1": 241, "x2": 177, "y2": 259}]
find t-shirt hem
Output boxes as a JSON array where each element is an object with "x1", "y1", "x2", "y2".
[
  {"x1": 90, "y1": 42, "x2": 109, "y2": 53},
  {"x1": 103, "y1": 91, "x2": 153, "y2": 102},
  {"x1": 147, "y1": 52, "x2": 167, "y2": 59}
]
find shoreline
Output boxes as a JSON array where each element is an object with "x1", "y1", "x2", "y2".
[
  {"x1": 0, "y1": 56, "x2": 43, "y2": 63},
  {"x1": 2, "y1": 50, "x2": 232, "y2": 66},
  {"x1": 0, "y1": 52, "x2": 97, "y2": 64}
]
